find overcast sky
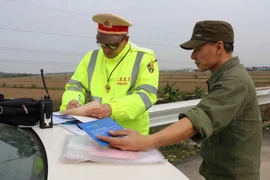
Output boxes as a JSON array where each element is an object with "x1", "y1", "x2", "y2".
[{"x1": 0, "y1": 0, "x2": 269, "y2": 73}]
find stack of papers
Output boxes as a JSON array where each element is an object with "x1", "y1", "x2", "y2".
[
  {"x1": 60, "y1": 135, "x2": 166, "y2": 164},
  {"x1": 53, "y1": 112, "x2": 98, "y2": 124},
  {"x1": 53, "y1": 105, "x2": 166, "y2": 165},
  {"x1": 53, "y1": 112, "x2": 98, "y2": 136},
  {"x1": 53, "y1": 112, "x2": 77, "y2": 124}
]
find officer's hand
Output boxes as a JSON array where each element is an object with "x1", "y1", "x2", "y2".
[
  {"x1": 86, "y1": 104, "x2": 112, "y2": 118},
  {"x1": 98, "y1": 129, "x2": 150, "y2": 151},
  {"x1": 67, "y1": 99, "x2": 79, "y2": 109}
]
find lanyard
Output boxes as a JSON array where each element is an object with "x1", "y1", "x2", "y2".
[{"x1": 105, "y1": 47, "x2": 131, "y2": 93}]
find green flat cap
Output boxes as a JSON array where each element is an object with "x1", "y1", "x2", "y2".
[{"x1": 180, "y1": 20, "x2": 234, "y2": 50}]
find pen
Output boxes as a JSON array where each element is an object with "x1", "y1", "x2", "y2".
[{"x1": 77, "y1": 95, "x2": 81, "y2": 107}]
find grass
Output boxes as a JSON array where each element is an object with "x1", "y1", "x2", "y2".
[
  {"x1": 263, "y1": 121, "x2": 270, "y2": 132},
  {"x1": 157, "y1": 140, "x2": 200, "y2": 164},
  {"x1": 150, "y1": 125, "x2": 200, "y2": 164}
]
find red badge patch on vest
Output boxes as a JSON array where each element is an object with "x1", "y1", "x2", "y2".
[{"x1": 147, "y1": 61, "x2": 155, "y2": 73}]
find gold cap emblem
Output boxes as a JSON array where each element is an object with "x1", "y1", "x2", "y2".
[{"x1": 103, "y1": 20, "x2": 112, "y2": 28}]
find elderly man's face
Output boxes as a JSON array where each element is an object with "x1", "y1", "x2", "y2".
[{"x1": 190, "y1": 41, "x2": 223, "y2": 73}]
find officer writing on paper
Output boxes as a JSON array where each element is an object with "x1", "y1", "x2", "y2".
[
  {"x1": 99, "y1": 20, "x2": 262, "y2": 180},
  {"x1": 60, "y1": 14, "x2": 159, "y2": 135}
]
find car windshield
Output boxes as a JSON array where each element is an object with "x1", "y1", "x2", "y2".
[{"x1": 0, "y1": 123, "x2": 47, "y2": 180}]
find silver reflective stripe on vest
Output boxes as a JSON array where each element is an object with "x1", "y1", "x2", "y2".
[
  {"x1": 87, "y1": 50, "x2": 99, "y2": 93},
  {"x1": 66, "y1": 86, "x2": 82, "y2": 93},
  {"x1": 67, "y1": 79, "x2": 88, "y2": 94},
  {"x1": 92, "y1": 96, "x2": 102, "y2": 104},
  {"x1": 137, "y1": 92, "x2": 152, "y2": 110},
  {"x1": 136, "y1": 84, "x2": 158, "y2": 95},
  {"x1": 128, "y1": 52, "x2": 144, "y2": 95}
]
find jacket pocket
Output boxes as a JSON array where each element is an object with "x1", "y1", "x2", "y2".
[{"x1": 210, "y1": 133, "x2": 221, "y2": 143}]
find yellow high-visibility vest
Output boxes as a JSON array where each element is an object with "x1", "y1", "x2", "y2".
[{"x1": 60, "y1": 43, "x2": 159, "y2": 135}]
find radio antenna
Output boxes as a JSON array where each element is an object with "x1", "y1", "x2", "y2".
[{"x1": 40, "y1": 69, "x2": 50, "y2": 99}]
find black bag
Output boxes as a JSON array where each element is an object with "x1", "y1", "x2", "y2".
[{"x1": 0, "y1": 94, "x2": 40, "y2": 126}]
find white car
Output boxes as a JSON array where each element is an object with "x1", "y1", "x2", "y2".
[{"x1": 0, "y1": 122, "x2": 48, "y2": 180}]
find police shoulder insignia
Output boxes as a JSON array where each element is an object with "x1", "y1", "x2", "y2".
[{"x1": 147, "y1": 61, "x2": 155, "y2": 73}]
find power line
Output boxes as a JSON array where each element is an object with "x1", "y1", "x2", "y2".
[
  {"x1": 0, "y1": 58, "x2": 192, "y2": 66},
  {"x1": 6, "y1": 0, "x2": 185, "y2": 35},
  {"x1": 0, "y1": 28, "x2": 260, "y2": 50},
  {"x1": 0, "y1": 59, "x2": 77, "y2": 67},
  {"x1": 133, "y1": 41, "x2": 178, "y2": 48},
  {"x1": 4, "y1": 0, "x2": 268, "y2": 50},
  {"x1": 7, "y1": 0, "x2": 91, "y2": 17},
  {"x1": 0, "y1": 46, "x2": 85, "y2": 56},
  {"x1": 0, "y1": 27, "x2": 96, "y2": 39},
  {"x1": 0, "y1": 43, "x2": 264, "y2": 58},
  {"x1": 0, "y1": 27, "x2": 180, "y2": 48},
  {"x1": 0, "y1": 58, "x2": 191, "y2": 64},
  {"x1": 134, "y1": 24, "x2": 185, "y2": 35}
]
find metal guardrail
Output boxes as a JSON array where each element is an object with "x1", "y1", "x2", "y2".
[{"x1": 149, "y1": 87, "x2": 270, "y2": 128}]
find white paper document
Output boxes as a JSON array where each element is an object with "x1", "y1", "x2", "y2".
[
  {"x1": 72, "y1": 115, "x2": 98, "y2": 123},
  {"x1": 58, "y1": 100, "x2": 100, "y2": 116},
  {"x1": 59, "y1": 124, "x2": 87, "y2": 136},
  {"x1": 53, "y1": 112, "x2": 98, "y2": 125},
  {"x1": 52, "y1": 112, "x2": 77, "y2": 124}
]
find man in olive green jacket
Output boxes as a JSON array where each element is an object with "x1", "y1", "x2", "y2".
[{"x1": 98, "y1": 20, "x2": 262, "y2": 180}]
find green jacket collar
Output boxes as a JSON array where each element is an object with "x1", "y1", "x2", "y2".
[{"x1": 207, "y1": 56, "x2": 240, "y2": 88}]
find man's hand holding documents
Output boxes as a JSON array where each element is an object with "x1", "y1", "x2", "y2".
[{"x1": 77, "y1": 117, "x2": 124, "y2": 147}]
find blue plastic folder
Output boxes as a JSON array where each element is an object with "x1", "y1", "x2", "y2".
[{"x1": 77, "y1": 117, "x2": 124, "y2": 147}]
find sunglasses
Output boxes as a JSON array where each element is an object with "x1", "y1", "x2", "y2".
[{"x1": 96, "y1": 35, "x2": 126, "y2": 50}]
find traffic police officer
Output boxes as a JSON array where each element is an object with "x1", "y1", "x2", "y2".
[{"x1": 60, "y1": 13, "x2": 159, "y2": 135}]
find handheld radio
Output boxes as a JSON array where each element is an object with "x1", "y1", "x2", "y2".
[{"x1": 39, "y1": 69, "x2": 53, "y2": 129}]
